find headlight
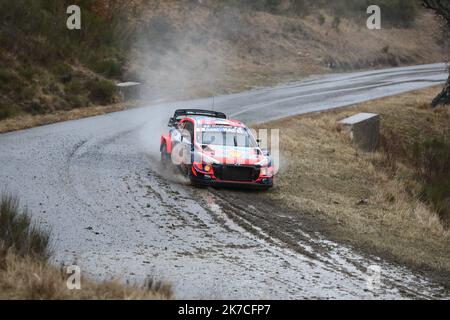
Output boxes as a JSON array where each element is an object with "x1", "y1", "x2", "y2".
[
  {"x1": 193, "y1": 162, "x2": 213, "y2": 173},
  {"x1": 256, "y1": 157, "x2": 269, "y2": 167}
]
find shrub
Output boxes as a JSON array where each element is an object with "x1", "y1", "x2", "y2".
[
  {"x1": 262, "y1": 0, "x2": 282, "y2": 13},
  {"x1": 18, "y1": 66, "x2": 37, "y2": 81},
  {"x1": 317, "y1": 14, "x2": 326, "y2": 25},
  {"x1": 380, "y1": 0, "x2": 419, "y2": 27},
  {"x1": 412, "y1": 135, "x2": 450, "y2": 226},
  {"x1": 69, "y1": 94, "x2": 90, "y2": 109},
  {"x1": 0, "y1": 104, "x2": 17, "y2": 120},
  {"x1": 412, "y1": 136, "x2": 450, "y2": 181},
  {"x1": 0, "y1": 70, "x2": 22, "y2": 93},
  {"x1": 379, "y1": 128, "x2": 407, "y2": 174},
  {"x1": 90, "y1": 58, "x2": 123, "y2": 78},
  {"x1": 379, "y1": 128, "x2": 450, "y2": 227},
  {"x1": 290, "y1": 0, "x2": 311, "y2": 17},
  {"x1": 24, "y1": 100, "x2": 51, "y2": 115},
  {"x1": 52, "y1": 63, "x2": 73, "y2": 83},
  {"x1": 421, "y1": 179, "x2": 450, "y2": 228},
  {"x1": 64, "y1": 80, "x2": 84, "y2": 96},
  {"x1": 87, "y1": 79, "x2": 117, "y2": 105},
  {"x1": 0, "y1": 194, "x2": 51, "y2": 261}
]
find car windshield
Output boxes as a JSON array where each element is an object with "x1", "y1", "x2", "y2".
[{"x1": 197, "y1": 125, "x2": 257, "y2": 148}]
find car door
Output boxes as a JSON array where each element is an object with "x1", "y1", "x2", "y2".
[
  {"x1": 181, "y1": 121, "x2": 195, "y2": 165},
  {"x1": 171, "y1": 121, "x2": 184, "y2": 144},
  {"x1": 168, "y1": 120, "x2": 186, "y2": 166},
  {"x1": 172, "y1": 120, "x2": 193, "y2": 166}
]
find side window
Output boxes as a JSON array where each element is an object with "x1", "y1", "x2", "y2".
[
  {"x1": 170, "y1": 120, "x2": 184, "y2": 142},
  {"x1": 177, "y1": 121, "x2": 186, "y2": 131}
]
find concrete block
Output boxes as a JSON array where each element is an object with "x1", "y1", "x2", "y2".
[
  {"x1": 117, "y1": 82, "x2": 141, "y2": 101},
  {"x1": 339, "y1": 113, "x2": 380, "y2": 151}
]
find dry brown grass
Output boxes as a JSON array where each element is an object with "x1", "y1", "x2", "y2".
[
  {"x1": 0, "y1": 256, "x2": 173, "y2": 301},
  {"x1": 258, "y1": 86, "x2": 450, "y2": 274},
  {"x1": 0, "y1": 102, "x2": 134, "y2": 134},
  {"x1": 128, "y1": 2, "x2": 448, "y2": 100},
  {"x1": 0, "y1": 252, "x2": 173, "y2": 300}
]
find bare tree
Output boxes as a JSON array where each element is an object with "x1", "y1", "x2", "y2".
[{"x1": 422, "y1": 0, "x2": 450, "y2": 107}]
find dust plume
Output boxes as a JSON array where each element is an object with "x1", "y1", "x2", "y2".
[{"x1": 124, "y1": 2, "x2": 243, "y2": 164}]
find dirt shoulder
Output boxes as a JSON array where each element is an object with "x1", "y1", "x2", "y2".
[
  {"x1": 0, "y1": 102, "x2": 135, "y2": 134},
  {"x1": 256, "y1": 87, "x2": 450, "y2": 287}
]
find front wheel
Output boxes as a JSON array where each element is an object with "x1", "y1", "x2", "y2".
[{"x1": 160, "y1": 143, "x2": 170, "y2": 168}]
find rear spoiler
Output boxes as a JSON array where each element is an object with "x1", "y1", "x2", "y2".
[{"x1": 168, "y1": 109, "x2": 227, "y2": 127}]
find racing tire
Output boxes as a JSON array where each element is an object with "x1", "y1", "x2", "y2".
[
  {"x1": 160, "y1": 143, "x2": 170, "y2": 168},
  {"x1": 187, "y1": 167, "x2": 207, "y2": 188}
]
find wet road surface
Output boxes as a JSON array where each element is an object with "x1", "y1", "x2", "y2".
[{"x1": 0, "y1": 63, "x2": 448, "y2": 299}]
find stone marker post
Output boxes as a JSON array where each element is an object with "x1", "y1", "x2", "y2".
[
  {"x1": 339, "y1": 113, "x2": 380, "y2": 151},
  {"x1": 117, "y1": 82, "x2": 141, "y2": 101}
]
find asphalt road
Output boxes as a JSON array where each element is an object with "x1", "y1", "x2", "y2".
[{"x1": 0, "y1": 63, "x2": 448, "y2": 299}]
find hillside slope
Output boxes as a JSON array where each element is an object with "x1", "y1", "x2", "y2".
[
  {"x1": 0, "y1": 0, "x2": 448, "y2": 122},
  {"x1": 129, "y1": 0, "x2": 449, "y2": 99}
]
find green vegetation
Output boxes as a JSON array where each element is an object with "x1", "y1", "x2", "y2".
[
  {"x1": 91, "y1": 58, "x2": 124, "y2": 78},
  {"x1": 0, "y1": 0, "x2": 434, "y2": 122},
  {"x1": 87, "y1": 79, "x2": 117, "y2": 105},
  {"x1": 0, "y1": 194, "x2": 51, "y2": 261},
  {"x1": 0, "y1": 105, "x2": 16, "y2": 121},
  {"x1": 413, "y1": 136, "x2": 450, "y2": 227},
  {"x1": 0, "y1": 0, "x2": 129, "y2": 118}
]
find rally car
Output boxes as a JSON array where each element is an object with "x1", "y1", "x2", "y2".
[{"x1": 160, "y1": 109, "x2": 274, "y2": 189}]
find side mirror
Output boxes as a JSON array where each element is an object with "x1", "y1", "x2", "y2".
[{"x1": 168, "y1": 117, "x2": 176, "y2": 127}]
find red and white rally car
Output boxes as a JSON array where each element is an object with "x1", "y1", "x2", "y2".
[{"x1": 160, "y1": 109, "x2": 274, "y2": 189}]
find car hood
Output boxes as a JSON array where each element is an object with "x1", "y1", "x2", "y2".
[{"x1": 198, "y1": 145, "x2": 266, "y2": 166}]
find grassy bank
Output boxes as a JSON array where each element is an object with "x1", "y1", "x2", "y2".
[
  {"x1": 0, "y1": 193, "x2": 172, "y2": 299},
  {"x1": 258, "y1": 87, "x2": 450, "y2": 280}
]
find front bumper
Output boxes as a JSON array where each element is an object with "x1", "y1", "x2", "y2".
[{"x1": 190, "y1": 164, "x2": 274, "y2": 189}]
